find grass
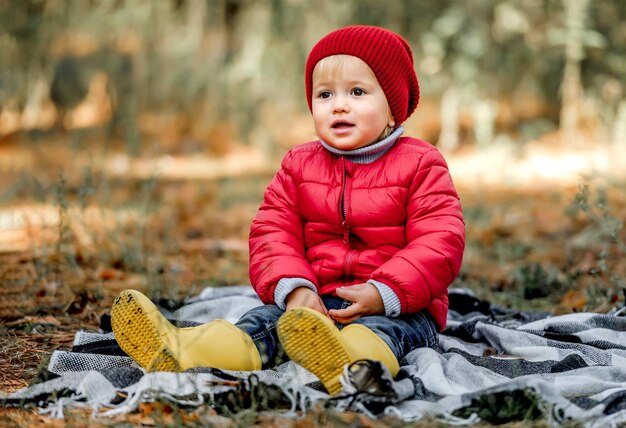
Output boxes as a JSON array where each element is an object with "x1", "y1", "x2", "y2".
[{"x1": 457, "y1": 181, "x2": 626, "y2": 314}]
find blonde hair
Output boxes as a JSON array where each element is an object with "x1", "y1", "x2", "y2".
[{"x1": 313, "y1": 55, "x2": 377, "y2": 84}]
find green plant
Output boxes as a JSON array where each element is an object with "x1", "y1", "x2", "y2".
[
  {"x1": 453, "y1": 388, "x2": 545, "y2": 424},
  {"x1": 567, "y1": 183, "x2": 626, "y2": 308},
  {"x1": 54, "y1": 172, "x2": 78, "y2": 278},
  {"x1": 569, "y1": 184, "x2": 626, "y2": 255},
  {"x1": 512, "y1": 263, "x2": 564, "y2": 300}
]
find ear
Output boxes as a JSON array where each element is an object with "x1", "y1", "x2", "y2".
[{"x1": 387, "y1": 105, "x2": 395, "y2": 127}]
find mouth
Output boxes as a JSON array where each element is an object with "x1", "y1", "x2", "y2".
[{"x1": 331, "y1": 120, "x2": 354, "y2": 129}]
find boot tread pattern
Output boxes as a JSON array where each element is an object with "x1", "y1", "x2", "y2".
[
  {"x1": 277, "y1": 308, "x2": 349, "y2": 395},
  {"x1": 111, "y1": 290, "x2": 179, "y2": 372}
]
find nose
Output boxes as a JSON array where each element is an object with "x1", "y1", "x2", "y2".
[{"x1": 332, "y1": 94, "x2": 349, "y2": 113}]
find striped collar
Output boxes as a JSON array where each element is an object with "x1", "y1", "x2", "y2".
[{"x1": 319, "y1": 126, "x2": 404, "y2": 164}]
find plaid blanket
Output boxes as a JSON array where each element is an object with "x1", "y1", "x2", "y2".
[{"x1": 3, "y1": 286, "x2": 626, "y2": 426}]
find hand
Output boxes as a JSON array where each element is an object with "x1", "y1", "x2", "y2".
[
  {"x1": 329, "y1": 283, "x2": 385, "y2": 324},
  {"x1": 285, "y1": 287, "x2": 329, "y2": 317}
]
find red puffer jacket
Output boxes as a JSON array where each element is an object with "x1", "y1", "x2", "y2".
[{"x1": 249, "y1": 137, "x2": 465, "y2": 330}]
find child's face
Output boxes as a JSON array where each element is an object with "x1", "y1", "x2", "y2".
[{"x1": 311, "y1": 55, "x2": 394, "y2": 150}]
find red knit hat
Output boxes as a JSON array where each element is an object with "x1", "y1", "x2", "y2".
[{"x1": 305, "y1": 25, "x2": 420, "y2": 125}]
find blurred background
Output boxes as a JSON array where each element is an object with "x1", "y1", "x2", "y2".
[
  {"x1": 1, "y1": 0, "x2": 625, "y2": 155},
  {"x1": 0, "y1": 0, "x2": 626, "y2": 329},
  {"x1": 1, "y1": 0, "x2": 626, "y2": 394}
]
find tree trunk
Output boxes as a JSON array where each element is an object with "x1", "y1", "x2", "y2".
[{"x1": 560, "y1": 0, "x2": 590, "y2": 145}]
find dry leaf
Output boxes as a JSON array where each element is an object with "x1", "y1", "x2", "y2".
[{"x1": 556, "y1": 289, "x2": 587, "y2": 314}]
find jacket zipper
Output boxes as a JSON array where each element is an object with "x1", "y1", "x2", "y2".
[
  {"x1": 339, "y1": 157, "x2": 356, "y2": 279},
  {"x1": 339, "y1": 158, "x2": 358, "y2": 278},
  {"x1": 339, "y1": 157, "x2": 350, "y2": 244}
]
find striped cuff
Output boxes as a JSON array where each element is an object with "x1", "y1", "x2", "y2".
[
  {"x1": 368, "y1": 280, "x2": 402, "y2": 317},
  {"x1": 274, "y1": 278, "x2": 318, "y2": 310}
]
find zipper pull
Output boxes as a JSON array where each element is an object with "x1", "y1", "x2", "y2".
[{"x1": 342, "y1": 221, "x2": 350, "y2": 244}]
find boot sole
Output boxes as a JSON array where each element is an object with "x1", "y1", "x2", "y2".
[
  {"x1": 277, "y1": 308, "x2": 350, "y2": 395},
  {"x1": 111, "y1": 290, "x2": 179, "y2": 372}
]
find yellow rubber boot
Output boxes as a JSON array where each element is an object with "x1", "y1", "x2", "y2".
[
  {"x1": 340, "y1": 324, "x2": 400, "y2": 377},
  {"x1": 277, "y1": 308, "x2": 399, "y2": 395},
  {"x1": 111, "y1": 289, "x2": 261, "y2": 372}
]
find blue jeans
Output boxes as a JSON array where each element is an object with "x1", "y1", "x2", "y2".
[{"x1": 235, "y1": 295, "x2": 440, "y2": 369}]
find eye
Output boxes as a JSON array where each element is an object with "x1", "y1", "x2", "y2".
[
  {"x1": 318, "y1": 90, "x2": 332, "y2": 99},
  {"x1": 351, "y1": 88, "x2": 366, "y2": 96}
]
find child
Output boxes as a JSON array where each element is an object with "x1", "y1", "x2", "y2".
[{"x1": 111, "y1": 25, "x2": 465, "y2": 395}]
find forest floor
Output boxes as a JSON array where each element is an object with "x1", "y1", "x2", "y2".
[{"x1": 0, "y1": 132, "x2": 625, "y2": 426}]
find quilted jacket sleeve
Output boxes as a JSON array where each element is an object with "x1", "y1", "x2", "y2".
[
  {"x1": 370, "y1": 148, "x2": 465, "y2": 314},
  {"x1": 249, "y1": 151, "x2": 318, "y2": 304}
]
